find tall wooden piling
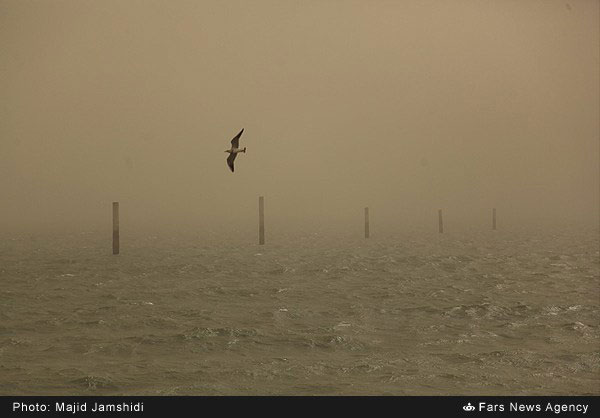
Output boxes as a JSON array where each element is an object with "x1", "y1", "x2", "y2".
[
  {"x1": 258, "y1": 196, "x2": 265, "y2": 245},
  {"x1": 364, "y1": 207, "x2": 370, "y2": 238},
  {"x1": 438, "y1": 209, "x2": 443, "y2": 234},
  {"x1": 492, "y1": 208, "x2": 497, "y2": 230},
  {"x1": 112, "y1": 202, "x2": 119, "y2": 255}
]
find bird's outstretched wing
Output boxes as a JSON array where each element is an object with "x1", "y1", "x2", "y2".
[
  {"x1": 226, "y1": 152, "x2": 237, "y2": 172},
  {"x1": 230, "y1": 128, "x2": 244, "y2": 148}
]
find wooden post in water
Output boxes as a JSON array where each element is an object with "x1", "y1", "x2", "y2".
[
  {"x1": 364, "y1": 207, "x2": 370, "y2": 239},
  {"x1": 492, "y1": 208, "x2": 497, "y2": 230},
  {"x1": 438, "y1": 209, "x2": 443, "y2": 234},
  {"x1": 112, "y1": 202, "x2": 119, "y2": 255},
  {"x1": 258, "y1": 196, "x2": 265, "y2": 245}
]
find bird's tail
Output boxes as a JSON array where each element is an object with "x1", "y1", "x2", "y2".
[{"x1": 243, "y1": 147, "x2": 247, "y2": 153}]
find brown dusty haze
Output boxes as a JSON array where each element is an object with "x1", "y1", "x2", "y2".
[{"x1": 1, "y1": 0, "x2": 598, "y2": 234}]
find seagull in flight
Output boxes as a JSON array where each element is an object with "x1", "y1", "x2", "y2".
[{"x1": 225, "y1": 128, "x2": 246, "y2": 173}]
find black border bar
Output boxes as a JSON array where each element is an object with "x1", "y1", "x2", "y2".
[{"x1": 2, "y1": 396, "x2": 598, "y2": 417}]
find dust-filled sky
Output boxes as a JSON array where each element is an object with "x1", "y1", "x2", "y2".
[{"x1": 1, "y1": 0, "x2": 598, "y2": 233}]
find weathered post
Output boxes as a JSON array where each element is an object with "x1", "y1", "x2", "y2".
[
  {"x1": 259, "y1": 196, "x2": 265, "y2": 245},
  {"x1": 364, "y1": 207, "x2": 370, "y2": 238},
  {"x1": 438, "y1": 209, "x2": 443, "y2": 234},
  {"x1": 492, "y1": 208, "x2": 497, "y2": 230},
  {"x1": 112, "y1": 202, "x2": 119, "y2": 254}
]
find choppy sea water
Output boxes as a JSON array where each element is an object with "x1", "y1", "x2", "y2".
[{"x1": 0, "y1": 226, "x2": 598, "y2": 395}]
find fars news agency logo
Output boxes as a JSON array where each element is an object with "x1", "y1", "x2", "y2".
[{"x1": 463, "y1": 403, "x2": 476, "y2": 412}]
